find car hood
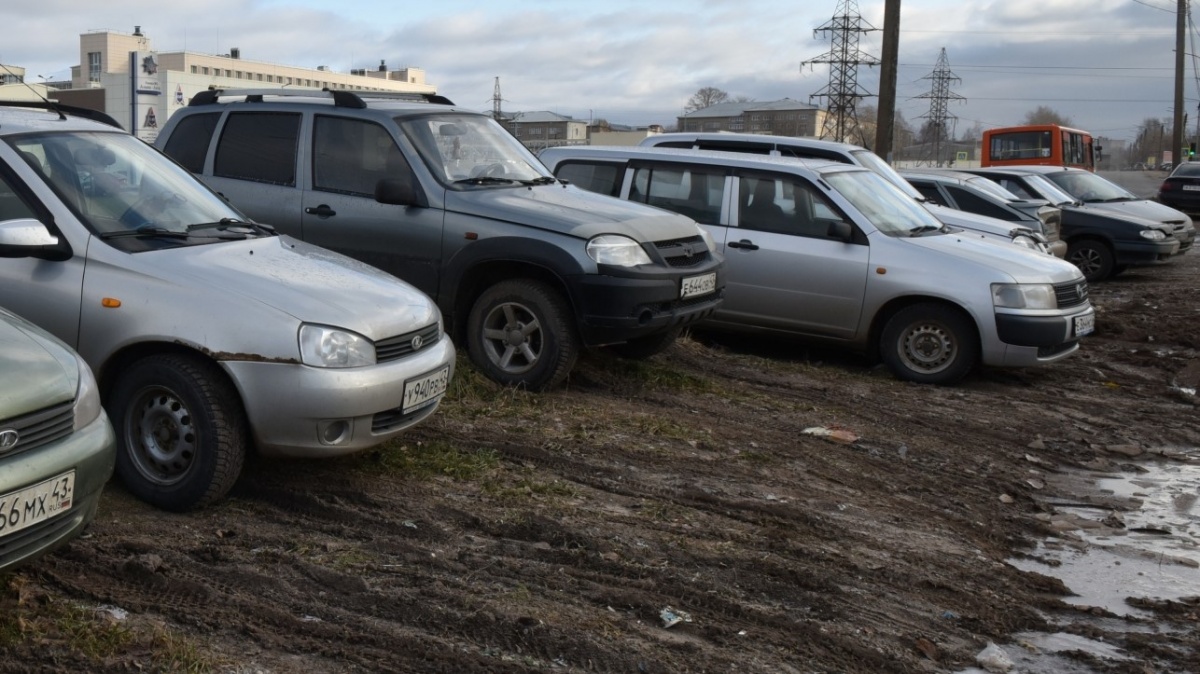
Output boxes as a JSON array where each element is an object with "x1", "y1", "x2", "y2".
[
  {"x1": 1084, "y1": 199, "x2": 1194, "y2": 229},
  {"x1": 924, "y1": 203, "x2": 1030, "y2": 237},
  {"x1": 444, "y1": 184, "x2": 704, "y2": 241},
  {"x1": 1063, "y1": 204, "x2": 1173, "y2": 231},
  {"x1": 133, "y1": 235, "x2": 440, "y2": 340},
  {"x1": 907, "y1": 231, "x2": 1084, "y2": 284},
  {"x1": 0, "y1": 310, "x2": 77, "y2": 416}
]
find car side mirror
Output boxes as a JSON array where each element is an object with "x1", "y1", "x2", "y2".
[
  {"x1": 826, "y1": 220, "x2": 854, "y2": 243},
  {"x1": 375, "y1": 178, "x2": 418, "y2": 206},
  {"x1": 0, "y1": 218, "x2": 71, "y2": 261}
]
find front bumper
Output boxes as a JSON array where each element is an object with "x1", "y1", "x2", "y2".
[
  {"x1": 223, "y1": 337, "x2": 455, "y2": 458},
  {"x1": 1111, "y1": 237, "x2": 1180, "y2": 265},
  {"x1": 569, "y1": 264, "x2": 726, "y2": 346},
  {"x1": 988, "y1": 304, "x2": 1096, "y2": 367}
]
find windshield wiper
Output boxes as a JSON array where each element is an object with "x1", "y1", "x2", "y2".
[
  {"x1": 907, "y1": 224, "x2": 943, "y2": 236},
  {"x1": 99, "y1": 225, "x2": 191, "y2": 240},
  {"x1": 520, "y1": 176, "x2": 559, "y2": 186},
  {"x1": 453, "y1": 176, "x2": 520, "y2": 185},
  {"x1": 187, "y1": 218, "x2": 275, "y2": 236}
]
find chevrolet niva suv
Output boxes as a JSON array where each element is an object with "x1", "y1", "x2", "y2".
[
  {"x1": 0, "y1": 100, "x2": 455, "y2": 511},
  {"x1": 155, "y1": 89, "x2": 725, "y2": 390}
]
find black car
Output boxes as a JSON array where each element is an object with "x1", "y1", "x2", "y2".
[
  {"x1": 966, "y1": 166, "x2": 1183, "y2": 281},
  {"x1": 1158, "y1": 162, "x2": 1200, "y2": 213}
]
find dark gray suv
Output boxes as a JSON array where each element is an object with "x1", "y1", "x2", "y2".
[{"x1": 156, "y1": 89, "x2": 725, "y2": 390}]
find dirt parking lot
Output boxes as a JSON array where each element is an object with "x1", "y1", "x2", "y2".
[{"x1": 3, "y1": 197, "x2": 1199, "y2": 673}]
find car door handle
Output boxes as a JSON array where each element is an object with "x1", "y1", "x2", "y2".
[
  {"x1": 305, "y1": 204, "x2": 336, "y2": 217},
  {"x1": 727, "y1": 239, "x2": 759, "y2": 250}
]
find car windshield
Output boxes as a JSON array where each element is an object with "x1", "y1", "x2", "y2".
[
  {"x1": 1042, "y1": 170, "x2": 1137, "y2": 203},
  {"x1": 824, "y1": 169, "x2": 946, "y2": 236},
  {"x1": 9, "y1": 131, "x2": 260, "y2": 249},
  {"x1": 1019, "y1": 174, "x2": 1077, "y2": 205},
  {"x1": 848, "y1": 149, "x2": 925, "y2": 200},
  {"x1": 965, "y1": 175, "x2": 1026, "y2": 202},
  {"x1": 397, "y1": 113, "x2": 552, "y2": 186}
]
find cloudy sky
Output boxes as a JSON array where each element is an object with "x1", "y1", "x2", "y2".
[{"x1": 0, "y1": 0, "x2": 1188, "y2": 144}]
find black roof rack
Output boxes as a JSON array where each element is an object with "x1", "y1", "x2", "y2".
[
  {"x1": 188, "y1": 87, "x2": 454, "y2": 108},
  {"x1": 0, "y1": 99, "x2": 124, "y2": 129}
]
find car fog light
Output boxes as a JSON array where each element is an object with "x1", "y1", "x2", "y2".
[{"x1": 319, "y1": 420, "x2": 351, "y2": 445}]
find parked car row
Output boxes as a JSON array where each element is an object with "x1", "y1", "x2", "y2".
[{"x1": 0, "y1": 95, "x2": 1116, "y2": 572}]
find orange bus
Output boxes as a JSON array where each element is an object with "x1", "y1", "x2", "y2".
[{"x1": 981, "y1": 124, "x2": 1097, "y2": 171}]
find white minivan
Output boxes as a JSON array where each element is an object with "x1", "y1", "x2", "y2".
[{"x1": 540, "y1": 146, "x2": 1095, "y2": 385}]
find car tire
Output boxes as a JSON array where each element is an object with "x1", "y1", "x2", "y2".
[
  {"x1": 1066, "y1": 239, "x2": 1114, "y2": 282},
  {"x1": 880, "y1": 303, "x2": 979, "y2": 385},
  {"x1": 605, "y1": 327, "x2": 681, "y2": 360},
  {"x1": 109, "y1": 353, "x2": 247, "y2": 512},
  {"x1": 467, "y1": 279, "x2": 579, "y2": 391}
]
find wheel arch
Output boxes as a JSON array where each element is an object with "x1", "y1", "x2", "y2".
[
  {"x1": 449, "y1": 260, "x2": 575, "y2": 344},
  {"x1": 96, "y1": 341, "x2": 245, "y2": 410},
  {"x1": 868, "y1": 296, "x2": 981, "y2": 358}
]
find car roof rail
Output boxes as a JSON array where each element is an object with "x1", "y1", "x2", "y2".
[
  {"x1": 188, "y1": 87, "x2": 455, "y2": 108},
  {"x1": 0, "y1": 99, "x2": 124, "y2": 129}
]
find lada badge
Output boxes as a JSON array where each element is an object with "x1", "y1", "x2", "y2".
[
  {"x1": 411, "y1": 334, "x2": 424, "y2": 351},
  {"x1": 0, "y1": 429, "x2": 18, "y2": 451}
]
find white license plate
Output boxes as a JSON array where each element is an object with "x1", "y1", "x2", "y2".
[
  {"x1": 1183, "y1": 185, "x2": 1200, "y2": 191},
  {"x1": 681, "y1": 272, "x2": 717, "y2": 299},
  {"x1": 403, "y1": 366, "x2": 450, "y2": 412},
  {"x1": 1074, "y1": 313, "x2": 1095, "y2": 337},
  {"x1": 0, "y1": 471, "x2": 74, "y2": 539}
]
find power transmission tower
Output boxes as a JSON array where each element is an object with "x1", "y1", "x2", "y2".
[
  {"x1": 801, "y1": 0, "x2": 880, "y2": 146},
  {"x1": 914, "y1": 48, "x2": 965, "y2": 167},
  {"x1": 492, "y1": 76, "x2": 504, "y2": 121}
]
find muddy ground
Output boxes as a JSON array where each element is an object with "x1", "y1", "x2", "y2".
[{"x1": 4, "y1": 188, "x2": 1200, "y2": 673}]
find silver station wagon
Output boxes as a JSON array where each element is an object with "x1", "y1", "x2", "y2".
[
  {"x1": 0, "y1": 102, "x2": 454, "y2": 511},
  {"x1": 541, "y1": 146, "x2": 1096, "y2": 384},
  {"x1": 0, "y1": 305, "x2": 115, "y2": 571}
]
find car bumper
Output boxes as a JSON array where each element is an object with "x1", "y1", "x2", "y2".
[
  {"x1": 0, "y1": 412, "x2": 115, "y2": 572},
  {"x1": 1111, "y1": 238, "x2": 1180, "y2": 265},
  {"x1": 223, "y1": 337, "x2": 455, "y2": 458},
  {"x1": 987, "y1": 304, "x2": 1095, "y2": 367},
  {"x1": 570, "y1": 266, "x2": 726, "y2": 346}
]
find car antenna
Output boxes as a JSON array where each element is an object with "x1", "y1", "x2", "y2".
[{"x1": 0, "y1": 64, "x2": 66, "y2": 120}]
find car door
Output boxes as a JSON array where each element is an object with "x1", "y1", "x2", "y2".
[
  {"x1": 299, "y1": 115, "x2": 443, "y2": 296},
  {"x1": 720, "y1": 172, "x2": 869, "y2": 339}
]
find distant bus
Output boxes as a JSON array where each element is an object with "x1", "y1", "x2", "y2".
[{"x1": 981, "y1": 124, "x2": 1097, "y2": 171}]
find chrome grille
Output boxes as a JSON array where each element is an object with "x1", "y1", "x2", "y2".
[
  {"x1": 1054, "y1": 280, "x2": 1089, "y2": 308},
  {"x1": 655, "y1": 236, "x2": 712, "y2": 268},
  {"x1": 0, "y1": 400, "x2": 73, "y2": 458},
  {"x1": 374, "y1": 323, "x2": 441, "y2": 363}
]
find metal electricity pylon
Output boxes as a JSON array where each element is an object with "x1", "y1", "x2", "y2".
[
  {"x1": 492, "y1": 77, "x2": 504, "y2": 121},
  {"x1": 914, "y1": 48, "x2": 965, "y2": 166},
  {"x1": 801, "y1": 0, "x2": 880, "y2": 146}
]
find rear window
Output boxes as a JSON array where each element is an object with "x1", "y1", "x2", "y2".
[
  {"x1": 160, "y1": 112, "x2": 220, "y2": 174},
  {"x1": 214, "y1": 112, "x2": 300, "y2": 186}
]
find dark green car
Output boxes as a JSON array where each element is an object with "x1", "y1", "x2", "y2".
[{"x1": 0, "y1": 306, "x2": 114, "y2": 572}]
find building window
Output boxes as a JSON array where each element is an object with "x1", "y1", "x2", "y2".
[
  {"x1": 202, "y1": 67, "x2": 210, "y2": 75},
  {"x1": 87, "y1": 52, "x2": 101, "y2": 82},
  {"x1": 236, "y1": 71, "x2": 243, "y2": 79},
  {"x1": 256, "y1": 73, "x2": 263, "y2": 81},
  {"x1": 266, "y1": 75, "x2": 273, "y2": 83},
  {"x1": 191, "y1": 65, "x2": 198, "y2": 74}
]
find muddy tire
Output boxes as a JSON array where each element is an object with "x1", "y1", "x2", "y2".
[
  {"x1": 109, "y1": 353, "x2": 247, "y2": 512},
  {"x1": 606, "y1": 327, "x2": 681, "y2": 360},
  {"x1": 466, "y1": 279, "x2": 579, "y2": 391},
  {"x1": 880, "y1": 303, "x2": 978, "y2": 385},
  {"x1": 1067, "y1": 239, "x2": 1115, "y2": 282}
]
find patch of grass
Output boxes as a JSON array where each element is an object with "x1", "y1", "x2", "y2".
[
  {"x1": 596, "y1": 357, "x2": 714, "y2": 393},
  {"x1": 483, "y1": 476, "x2": 579, "y2": 503},
  {"x1": 735, "y1": 449, "x2": 776, "y2": 464},
  {"x1": 631, "y1": 414, "x2": 692, "y2": 441},
  {"x1": 368, "y1": 439, "x2": 500, "y2": 481}
]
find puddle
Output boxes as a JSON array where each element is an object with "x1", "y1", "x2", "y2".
[{"x1": 956, "y1": 631, "x2": 1131, "y2": 674}]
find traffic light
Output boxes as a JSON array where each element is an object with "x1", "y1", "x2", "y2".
[{"x1": 1191, "y1": 142, "x2": 1197, "y2": 159}]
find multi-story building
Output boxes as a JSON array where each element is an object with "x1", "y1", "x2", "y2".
[
  {"x1": 502, "y1": 111, "x2": 588, "y2": 151},
  {"x1": 0, "y1": 64, "x2": 24, "y2": 85},
  {"x1": 49, "y1": 27, "x2": 437, "y2": 142},
  {"x1": 677, "y1": 99, "x2": 825, "y2": 138}
]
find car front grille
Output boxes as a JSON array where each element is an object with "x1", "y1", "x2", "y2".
[
  {"x1": 371, "y1": 398, "x2": 441, "y2": 434},
  {"x1": 0, "y1": 400, "x2": 73, "y2": 459},
  {"x1": 655, "y1": 236, "x2": 713, "y2": 268},
  {"x1": 374, "y1": 323, "x2": 442, "y2": 364},
  {"x1": 1054, "y1": 280, "x2": 1089, "y2": 308}
]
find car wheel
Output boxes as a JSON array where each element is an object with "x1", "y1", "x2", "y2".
[
  {"x1": 880, "y1": 303, "x2": 979, "y2": 385},
  {"x1": 605, "y1": 327, "x2": 681, "y2": 360},
  {"x1": 1066, "y1": 239, "x2": 1114, "y2": 282},
  {"x1": 467, "y1": 279, "x2": 579, "y2": 391},
  {"x1": 109, "y1": 353, "x2": 247, "y2": 511}
]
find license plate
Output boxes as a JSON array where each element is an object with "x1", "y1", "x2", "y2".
[
  {"x1": 0, "y1": 471, "x2": 74, "y2": 539},
  {"x1": 1183, "y1": 185, "x2": 1200, "y2": 191},
  {"x1": 1074, "y1": 313, "x2": 1095, "y2": 337},
  {"x1": 681, "y1": 272, "x2": 717, "y2": 299},
  {"x1": 403, "y1": 366, "x2": 450, "y2": 412}
]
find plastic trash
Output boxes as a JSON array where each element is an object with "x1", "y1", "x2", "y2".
[
  {"x1": 975, "y1": 641, "x2": 1014, "y2": 672},
  {"x1": 659, "y1": 606, "x2": 692, "y2": 628}
]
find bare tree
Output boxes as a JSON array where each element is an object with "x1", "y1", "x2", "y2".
[
  {"x1": 1021, "y1": 106, "x2": 1073, "y2": 127},
  {"x1": 685, "y1": 87, "x2": 730, "y2": 113}
]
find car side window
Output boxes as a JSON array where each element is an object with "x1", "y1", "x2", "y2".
[
  {"x1": 630, "y1": 165, "x2": 723, "y2": 224},
  {"x1": 995, "y1": 178, "x2": 1035, "y2": 200},
  {"x1": 312, "y1": 116, "x2": 406, "y2": 197},
  {"x1": 0, "y1": 169, "x2": 37, "y2": 222},
  {"x1": 737, "y1": 173, "x2": 841, "y2": 239},
  {"x1": 554, "y1": 161, "x2": 622, "y2": 197},
  {"x1": 911, "y1": 183, "x2": 942, "y2": 205},
  {"x1": 213, "y1": 112, "x2": 300, "y2": 186},
  {"x1": 160, "y1": 112, "x2": 220, "y2": 174},
  {"x1": 946, "y1": 185, "x2": 1017, "y2": 221}
]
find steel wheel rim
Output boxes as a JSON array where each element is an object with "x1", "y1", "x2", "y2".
[
  {"x1": 124, "y1": 385, "x2": 197, "y2": 486},
  {"x1": 480, "y1": 301, "x2": 542, "y2": 375},
  {"x1": 898, "y1": 322, "x2": 955, "y2": 375},
  {"x1": 1069, "y1": 248, "x2": 1102, "y2": 277}
]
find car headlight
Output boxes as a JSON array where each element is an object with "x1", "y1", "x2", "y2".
[
  {"x1": 1139, "y1": 228, "x2": 1167, "y2": 241},
  {"x1": 72, "y1": 359, "x2": 103, "y2": 430},
  {"x1": 587, "y1": 234, "x2": 652, "y2": 267},
  {"x1": 992, "y1": 283, "x2": 1057, "y2": 309},
  {"x1": 299, "y1": 324, "x2": 375, "y2": 368},
  {"x1": 697, "y1": 226, "x2": 717, "y2": 253},
  {"x1": 1011, "y1": 234, "x2": 1039, "y2": 250}
]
